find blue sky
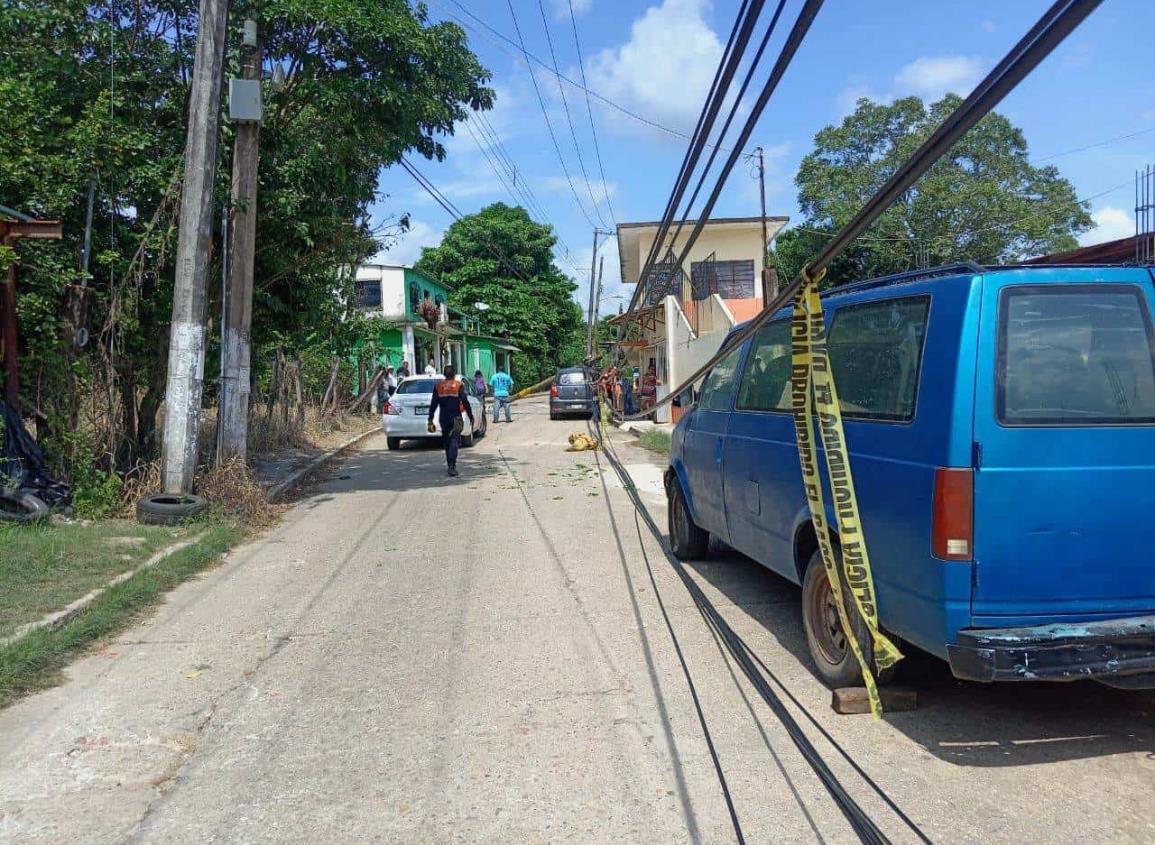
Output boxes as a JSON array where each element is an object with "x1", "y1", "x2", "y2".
[{"x1": 372, "y1": 0, "x2": 1155, "y2": 313}]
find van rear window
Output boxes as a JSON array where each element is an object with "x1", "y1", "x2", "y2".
[
  {"x1": 827, "y1": 295, "x2": 931, "y2": 422},
  {"x1": 558, "y1": 371, "x2": 586, "y2": 385},
  {"x1": 998, "y1": 285, "x2": 1155, "y2": 425}
]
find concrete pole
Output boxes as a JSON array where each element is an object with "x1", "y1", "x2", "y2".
[
  {"x1": 586, "y1": 229, "x2": 600, "y2": 358},
  {"x1": 160, "y1": 0, "x2": 230, "y2": 494},
  {"x1": 219, "y1": 27, "x2": 262, "y2": 463}
]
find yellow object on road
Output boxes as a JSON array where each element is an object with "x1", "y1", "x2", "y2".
[{"x1": 566, "y1": 432, "x2": 600, "y2": 452}]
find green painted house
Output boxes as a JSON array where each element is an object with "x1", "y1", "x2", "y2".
[{"x1": 352, "y1": 264, "x2": 519, "y2": 382}]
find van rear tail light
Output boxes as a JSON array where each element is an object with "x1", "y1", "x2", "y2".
[
  {"x1": 933, "y1": 468, "x2": 973, "y2": 561},
  {"x1": 550, "y1": 385, "x2": 560, "y2": 398}
]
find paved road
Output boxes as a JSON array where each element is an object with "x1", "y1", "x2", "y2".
[{"x1": 1, "y1": 396, "x2": 1153, "y2": 843}]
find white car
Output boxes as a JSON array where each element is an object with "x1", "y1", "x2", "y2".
[{"x1": 383, "y1": 375, "x2": 487, "y2": 451}]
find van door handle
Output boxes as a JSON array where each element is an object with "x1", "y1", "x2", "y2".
[{"x1": 715, "y1": 439, "x2": 723, "y2": 464}]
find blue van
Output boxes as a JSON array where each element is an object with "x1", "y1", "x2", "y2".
[{"x1": 665, "y1": 263, "x2": 1155, "y2": 689}]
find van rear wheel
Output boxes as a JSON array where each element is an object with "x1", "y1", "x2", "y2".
[
  {"x1": 668, "y1": 479, "x2": 708, "y2": 560},
  {"x1": 802, "y1": 552, "x2": 884, "y2": 689}
]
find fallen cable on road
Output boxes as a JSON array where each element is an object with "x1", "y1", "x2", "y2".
[{"x1": 593, "y1": 417, "x2": 933, "y2": 845}]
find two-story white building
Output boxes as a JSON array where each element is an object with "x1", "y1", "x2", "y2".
[{"x1": 611, "y1": 215, "x2": 787, "y2": 422}]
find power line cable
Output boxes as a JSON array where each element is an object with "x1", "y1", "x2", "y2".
[
  {"x1": 664, "y1": 0, "x2": 790, "y2": 257},
  {"x1": 400, "y1": 157, "x2": 539, "y2": 286},
  {"x1": 638, "y1": 0, "x2": 824, "y2": 312},
  {"x1": 633, "y1": 0, "x2": 767, "y2": 310},
  {"x1": 435, "y1": 0, "x2": 735, "y2": 151},
  {"x1": 536, "y1": 0, "x2": 611, "y2": 229},
  {"x1": 620, "y1": 0, "x2": 1103, "y2": 422},
  {"x1": 460, "y1": 118, "x2": 585, "y2": 279},
  {"x1": 505, "y1": 0, "x2": 600, "y2": 230},
  {"x1": 567, "y1": 0, "x2": 618, "y2": 226}
]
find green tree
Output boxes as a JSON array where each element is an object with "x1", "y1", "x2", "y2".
[
  {"x1": 415, "y1": 203, "x2": 583, "y2": 384},
  {"x1": 775, "y1": 95, "x2": 1093, "y2": 287},
  {"x1": 0, "y1": 0, "x2": 492, "y2": 473}
]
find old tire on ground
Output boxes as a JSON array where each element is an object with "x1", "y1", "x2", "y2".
[
  {"x1": 477, "y1": 415, "x2": 488, "y2": 439},
  {"x1": 136, "y1": 493, "x2": 208, "y2": 526},
  {"x1": 801, "y1": 550, "x2": 897, "y2": 688},
  {"x1": 667, "y1": 477, "x2": 708, "y2": 560},
  {"x1": 386, "y1": 437, "x2": 402, "y2": 451},
  {"x1": 0, "y1": 490, "x2": 50, "y2": 524}
]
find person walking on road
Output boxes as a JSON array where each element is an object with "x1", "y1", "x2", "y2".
[
  {"x1": 489, "y1": 366, "x2": 514, "y2": 423},
  {"x1": 426, "y1": 366, "x2": 474, "y2": 477}
]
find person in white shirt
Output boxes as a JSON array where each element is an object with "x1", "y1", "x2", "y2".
[
  {"x1": 385, "y1": 367, "x2": 398, "y2": 396},
  {"x1": 424, "y1": 355, "x2": 437, "y2": 376}
]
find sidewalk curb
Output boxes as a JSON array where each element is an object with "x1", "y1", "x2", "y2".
[
  {"x1": 265, "y1": 426, "x2": 380, "y2": 503},
  {"x1": 0, "y1": 531, "x2": 208, "y2": 649}
]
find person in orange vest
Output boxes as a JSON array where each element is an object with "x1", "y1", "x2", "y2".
[{"x1": 426, "y1": 365, "x2": 475, "y2": 477}]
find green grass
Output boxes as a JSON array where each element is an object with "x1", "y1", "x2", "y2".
[
  {"x1": 0, "y1": 520, "x2": 205, "y2": 638},
  {"x1": 0, "y1": 522, "x2": 239, "y2": 708},
  {"x1": 636, "y1": 429, "x2": 672, "y2": 455}
]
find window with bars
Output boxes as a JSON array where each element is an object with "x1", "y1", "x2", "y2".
[
  {"x1": 354, "y1": 280, "x2": 382, "y2": 309},
  {"x1": 690, "y1": 259, "x2": 756, "y2": 299}
]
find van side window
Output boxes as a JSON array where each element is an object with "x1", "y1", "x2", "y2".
[
  {"x1": 827, "y1": 295, "x2": 931, "y2": 422},
  {"x1": 998, "y1": 285, "x2": 1155, "y2": 425},
  {"x1": 736, "y1": 320, "x2": 792, "y2": 412},
  {"x1": 699, "y1": 345, "x2": 744, "y2": 411}
]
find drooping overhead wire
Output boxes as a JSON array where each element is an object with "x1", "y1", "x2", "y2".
[
  {"x1": 567, "y1": 0, "x2": 618, "y2": 227},
  {"x1": 505, "y1": 0, "x2": 600, "y2": 230},
  {"x1": 632, "y1": 0, "x2": 766, "y2": 301},
  {"x1": 620, "y1": 0, "x2": 1104, "y2": 422},
  {"x1": 400, "y1": 157, "x2": 538, "y2": 286},
  {"x1": 434, "y1": 0, "x2": 734, "y2": 151},
  {"x1": 536, "y1": 0, "x2": 610, "y2": 229},
  {"x1": 663, "y1": 0, "x2": 790, "y2": 254},
  {"x1": 631, "y1": 0, "x2": 824, "y2": 314},
  {"x1": 460, "y1": 116, "x2": 585, "y2": 278}
]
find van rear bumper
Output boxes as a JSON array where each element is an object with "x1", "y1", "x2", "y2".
[{"x1": 947, "y1": 615, "x2": 1155, "y2": 687}]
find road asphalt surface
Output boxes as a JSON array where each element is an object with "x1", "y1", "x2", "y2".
[{"x1": 1, "y1": 395, "x2": 1153, "y2": 843}]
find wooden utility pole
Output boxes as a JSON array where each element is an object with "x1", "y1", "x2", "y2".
[
  {"x1": 586, "y1": 228, "x2": 611, "y2": 358},
  {"x1": 218, "y1": 19, "x2": 263, "y2": 463},
  {"x1": 753, "y1": 146, "x2": 777, "y2": 303},
  {"x1": 160, "y1": 0, "x2": 230, "y2": 494}
]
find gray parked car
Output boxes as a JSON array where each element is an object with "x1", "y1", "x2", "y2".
[{"x1": 549, "y1": 367, "x2": 595, "y2": 420}]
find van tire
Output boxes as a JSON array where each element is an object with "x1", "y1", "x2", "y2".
[
  {"x1": 802, "y1": 552, "x2": 873, "y2": 689},
  {"x1": 386, "y1": 437, "x2": 402, "y2": 451},
  {"x1": 668, "y1": 478, "x2": 709, "y2": 560}
]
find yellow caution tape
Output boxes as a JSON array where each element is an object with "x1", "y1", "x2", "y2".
[{"x1": 790, "y1": 266, "x2": 902, "y2": 718}]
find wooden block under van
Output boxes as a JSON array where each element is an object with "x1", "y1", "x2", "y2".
[{"x1": 831, "y1": 686, "x2": 917, "y2": 715}]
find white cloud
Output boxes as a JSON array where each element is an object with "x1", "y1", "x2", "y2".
[
  {"x1": 552, "y1": 0, "x2": 591, "y2": 19},
  {"x1": 835, "y1": 56, "x2": 985, "y2": 116},
  {"x1": 373, "y1": 220, "x2": 443, "y2": 266},
  {"x1": 585, "y1": 0, "x2": 724, "y2": 134},
  {"x1": 981, "y1": 20, "x2": 996, "y2": 33},
  {"x1": 893, "y1": 56, "x2": 985, "y2": 100},
  {"x1": 1079, "y1": 206, "x2": 1134, "y2": 246}
]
